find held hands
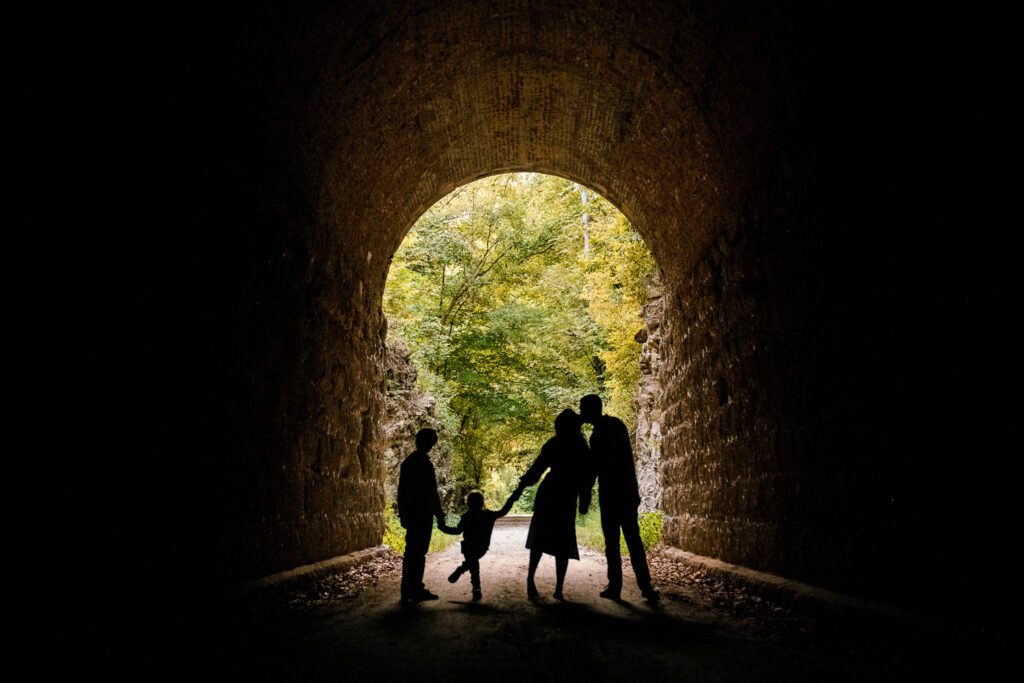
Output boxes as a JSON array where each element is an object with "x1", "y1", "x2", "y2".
[
  {"x1": 437, "y1": 514, "x2": 458, "y2": 535},
  {"x1": 579, "y1": 488, "x2": 592, "y2": 515}
]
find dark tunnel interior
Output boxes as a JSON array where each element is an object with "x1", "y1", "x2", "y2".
[{"x1": 14, "y1": 1, "x2": 1017, "y2": 672}]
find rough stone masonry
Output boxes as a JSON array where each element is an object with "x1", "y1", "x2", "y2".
[
  {"x1": 58, "y1": 1, "x2": 1009, "y2": 618},
  {"x1": 209, "y1": 2, "x2": 1002, "y2": 607}
]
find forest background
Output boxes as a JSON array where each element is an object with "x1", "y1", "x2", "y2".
[{"x1": 383, "y1": 173, "x2": 657, "y2": 547}]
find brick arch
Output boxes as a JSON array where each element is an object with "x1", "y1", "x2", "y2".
[
  {"x1": 298, "y1": 0, "x2": 778, "y2": 285},
  {"x1": 32, "y1": 0, "x2": 1007, "y2": 627},
  {"x1": 238, "y1": 1, "x2": 788, "y2": 580},
  {"x1": 214, "y1": 0, "x2": 991, "y2": 610}
]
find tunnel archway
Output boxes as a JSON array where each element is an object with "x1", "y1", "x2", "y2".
[
  {"x1": 380, "y1": 171, "x2": 662, "y2": 522},
  {"x1": 237, "y1": 0, "x2": 800, "y2": 587},
  {"x1": 21, "y1": 0, "x2": 1015, "y2": 662},
  {"x1": 199, "y1": 0, "x2": 1006, "y2": 613}
]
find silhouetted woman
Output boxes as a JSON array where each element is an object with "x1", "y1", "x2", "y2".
[{"x1": 519, "y1": 408, "x2": 592, "y2": 600}]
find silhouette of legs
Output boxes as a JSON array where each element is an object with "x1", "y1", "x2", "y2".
[
  {"x1": 467, "y1": 558, "x2": 481, "y2": 600},
  {"x1": 401, "y1": 520, "x2": 433, "y2": 602},
  {"x1": 527, "y1": 550, "x2": 569, "y2": 600},
  {"x1": 620, "y1": 514, "x2": 653, "y2": 592},
  {"x1": 526, "y1": 548, "x2": 542, "y2": 599},
  {"x1": 553, "y1": 555, "x2": 568, "y2": 600},
  {"x1": 448, "y1": 562, "x2": 467, "y2": 583},
  {"x1": 599, "y1": 505, "x2": 658, "y2": 601},
  {"x1": 600, "y1": 506, "x2": 624, "y2": 597},
  {"x1": 449, "y1": 556, "x2": 482, "y2": 599},
  {"x1": 622, "y1": 515, "x2": 660, "y2": 602}
]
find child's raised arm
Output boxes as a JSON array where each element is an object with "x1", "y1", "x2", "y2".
[{"x1": 496, "y1": 484, "x2": 524, "y2": 517}]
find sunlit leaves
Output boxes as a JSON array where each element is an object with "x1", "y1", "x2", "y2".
[{"x1": 383, "y1": 173, "x2": 655, "y2": 500}]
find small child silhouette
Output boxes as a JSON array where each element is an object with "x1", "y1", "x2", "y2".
[{"x1": 440, "y1": 486, "x2": 523, "y2": 601}]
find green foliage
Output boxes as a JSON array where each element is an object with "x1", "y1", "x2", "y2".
[
  {"x1": 480, "y1": 464, "x2": 535, "y2": 513},
  {"x1": 574, "y1": 509, "x2": 607, "y2": 552},
  {"x1": 575, "y1": 509, "x2": 664, "y2": 553},
  {"x1": 384, "y1": 173, "x2": 656, "y2": 504},
  {"x1": 382, "y1": 507, "x2": 406, "y2": 554},
  {"x1": 638, "y1": 509, "x2": 664, "y2": 549}
]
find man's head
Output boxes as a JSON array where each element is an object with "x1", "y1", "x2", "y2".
[
  {"x1": 415, "y1": 428, "x2": 438, "y2": 452},
  {"x1": 579, "y1": 394, "x2": 603, "y2": 424},
  {"x1": 466, "y1": 490, "x2": 485, "y2": 511}
]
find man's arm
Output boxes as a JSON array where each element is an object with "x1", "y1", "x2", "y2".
[
  {"x1": 618, "y1": 418, "x2": 634, "y2": 460},
  {"x1": 579, "y1": 438, "x2": 597, "y2": 514},
  {"x1": 579, "y1": 476, "x2": 594, "y2": 515},
  {"x1": 438, "y1": 517, "x2": 461, "y2": 535},
  {"x1": 396, "y1": 461, "x2": 410, "y2": 525},
  {"x1": 427, "y1": 461, "x2": 445, "y2": 522}
]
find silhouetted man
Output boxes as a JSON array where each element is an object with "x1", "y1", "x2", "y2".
[
  {"x1": 580, "y1": 394, "x2": 660, "y2": 603},
  {"x1": 397, "y1": 428, "x2": 446, "y2": 604}
]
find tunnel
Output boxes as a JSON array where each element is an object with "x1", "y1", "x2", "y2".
[
  {"x1": 19, "y1": 0, "x2": 1015, "y2": 667},
  {"x1": 220, "y1": 1, "x2": 844, "y2": 588}
]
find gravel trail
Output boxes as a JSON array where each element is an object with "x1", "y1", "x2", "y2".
[{"x1": 178, "y1": 519, "x2": 987, "y2": 682}]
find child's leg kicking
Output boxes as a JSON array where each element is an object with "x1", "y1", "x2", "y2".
[{"x1": 448, "y1": 557, "x2": 471, "y2": 583}]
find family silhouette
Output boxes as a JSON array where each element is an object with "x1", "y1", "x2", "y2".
[{"x1": 396, "y1": 394, "x2": 659, "y2": 605}]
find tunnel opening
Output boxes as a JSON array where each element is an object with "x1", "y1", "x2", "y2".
[
  {"x1": 14, "y1": 7, "x2": 1014, "y2": 663},
  {"x1": 378, "y1": 172, "x2": 663, "y2": 553},
  {"x1": 15, "y1": 5, "x2": 1016, "y2": 672},
  {"x1": 164, "y1": 1, "x2": 1007, "y2": 620},
  {"x1": 222, "y1": 0, "x2": 884, "y2": 599}
]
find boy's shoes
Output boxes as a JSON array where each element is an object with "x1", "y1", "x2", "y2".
[
  {"x1": 415, "y1": 589, "x2": 439, "y2": 602},
  {"x1": 642, "y1": 587, "x2": 661, "y2": 604},
  {"x1": 471, "y1": 589, "x2": 482, "y2": 601},
  {"x1": 448, "y1": 567, "x2": 465, "y2": 583},
  {"x1": 527, "y1": 581, "x2": 539, "y2": 600},
  {"x1": 599, "y1": 586, "x2": 621, "y2": 601},
  {"x1": 552, "y1": 589, "x2": 564, "y2": 601}
]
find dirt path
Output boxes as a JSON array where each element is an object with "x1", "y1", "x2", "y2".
[{"x1": 174, "y1": 522, "x2": 984, "y2": 681}]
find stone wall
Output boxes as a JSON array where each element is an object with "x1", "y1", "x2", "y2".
[
  {"x1": 37, "y1": 1, "x2": 1013, "y2": 621},
  {"x1": 382, "y1": 340, "x2": 454, "y2": 507},
  {"x1": 213, "y1": 0, "x2": 776, "y2": 583},
  {"x1": 660, "y1": 217, "x2": 816, "y2": 581},
  {"x1": 228, "y1": 214, "x2": 389, "y2": 578},
  {"x1": 633, "y1": 281, "x2": 664, "y2": 513},
  {"x1": 198, "y1": 2, "x2": 1008, "y2": 601}
]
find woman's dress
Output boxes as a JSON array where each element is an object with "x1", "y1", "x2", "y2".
[{"x1": 522, "y1": 432, "x2": 589, "y2": 559}]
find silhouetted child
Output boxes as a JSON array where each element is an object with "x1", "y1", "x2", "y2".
[{"x1": 440, "y1": 486, "x2": 523, "y2": 601}]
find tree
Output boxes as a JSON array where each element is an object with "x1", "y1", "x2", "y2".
[{"x1": 383, "y1": 173, "x2": 655, "y2": 506}]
